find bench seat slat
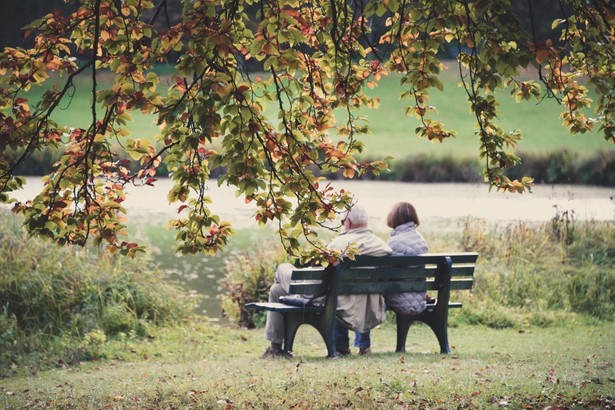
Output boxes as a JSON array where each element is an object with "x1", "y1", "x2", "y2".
[
  {"x1": 338, "y1": 281, "x2": 430, "y2": 294},
  {"x1": 338, "y1": 280, "x2": 443, "y2": 293},
  {"x1": 423, "y1": 302, "x2": 463, "y2": 313},
  {"x1": 421, "y1": 252, "x2": 479, "y2": 263},
  {"x1": 244, "y1": 302, "x2": 324, "y2": 313},
  {"x1": 338, "y1": 268, "x2": 474, "y2": 282},
  {"x1": 339, "y1": 266, "x2": 474, "y2": 280},
  {"x1": 451, "y1": 266, "x2": 476, "y2": 277}
]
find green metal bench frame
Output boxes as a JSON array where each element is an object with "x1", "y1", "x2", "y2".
[{"x1": 245, "y1": 252, "x2": 479, "y2": 358}]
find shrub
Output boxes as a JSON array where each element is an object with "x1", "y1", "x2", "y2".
[
  {"x1": 219, "y1": 215, "x2": 614, "y2": 330},
  {"x1": 3, "y1": 147, "x2": 62, "y2": 176},
  {"x1": 385, "y1": 154, "x2": 482, "y2": 183},
  {"x1": 218, "y1": 244, "x2": 288, "y2": 328},
  {"x1": 459, "y1": 215, "x2": 614, "y2": 325},
  {"x1": 10, "y1": 146, "x2": 614, "y2": 186},
  {"x1": 5, "y1": 145, "x2": 170, "y2": 177},
  {"x1": 0, "y1": 309, "x2": 20, "y2": 353},
  {"x1": 452, "y1": 299, "x2": 570, "y2": 329},
  {"x1": 365, "y1": 149, "x2": 614, "y2": 186},
  {"x1": 0, "y1": 210, "x2": 191, "y2": 369},
  {"x1": 577, "y1": 150, "x2": 615, "y2": 186},
  {"x1": 506, "y1": 149, "x2": 615, "y2": 186}
]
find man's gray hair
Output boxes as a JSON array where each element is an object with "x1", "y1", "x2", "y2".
[{"x1": 345, "y1": 204, "x2": 369, "y2": 225}]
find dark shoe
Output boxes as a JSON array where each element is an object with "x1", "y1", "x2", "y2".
[
  {"x1": 261, "y1": 346, "x2": 293, "y2": 359},
  {"x1": 358, "y1": 347, "x2": 372, "y2": 356},
  {"x1": 336, "y1": 347, "x2": 351, "y2": 356}
]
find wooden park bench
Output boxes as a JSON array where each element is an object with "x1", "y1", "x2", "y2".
[{"x1": 245, "y1": 252, "x2": 479, "y2": 358}]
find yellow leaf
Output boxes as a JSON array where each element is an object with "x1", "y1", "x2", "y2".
[
  {"x1": 131, "y1": 71, "x2": 145, "y2": 83},
  {"x1": 342, "y1": 167, "x2": 355, "y2": 179}
]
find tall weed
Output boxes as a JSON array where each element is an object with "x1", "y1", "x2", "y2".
[
  {"x1": 457, "y1": 214, "x2": 614, "y2": 326},
  {"x1": 218, "y1": 244, "x2": 288, "y2": 328},
  {"x1": 0, "y1": 210, "x2": 191, "y2": 370},
  {"x1": 220, "y1": 215, "x2": 614, "y2": 330}
]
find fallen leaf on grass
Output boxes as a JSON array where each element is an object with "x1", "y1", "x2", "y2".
[
  {"x1": 547, "y1": 368, "x2": 559, "y2": 384},
  {"x1": 217, "y1": 399, "x2": 233, "y2": 409}
]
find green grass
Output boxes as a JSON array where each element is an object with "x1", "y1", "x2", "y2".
[
  {"x1": 0, "y1": 322, "x2": 612, "y2": 409},
  {"x1": 360, "y1": 67, "x2": 611, "y2": 159},
  {"x1": 23, "y1": 66, "x2": 614, "y2": 162},
  {"x1": 24, "y1": 73, "x2": 162, "y2": 142},
  {"x1": 0, "y1": 201, "x2": 613, "y2": 408}
]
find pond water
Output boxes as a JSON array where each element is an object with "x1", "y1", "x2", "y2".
[
  {"x1": 118, "y1": 178, "x2": 614, "y2": 228},
  {"x1": 7, "y1": 178, "x2": 615, "y2": 320}
]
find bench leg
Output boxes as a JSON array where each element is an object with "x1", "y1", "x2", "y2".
[
  {"x1": 316, "y1": 327, "x2": 337, "y2": 358},
  {"x1": 282, "y1": 313, "x2": 337, "y2": 358},
  {"x1": 399, "y1": 311, "x2": 451, "y2": 354},
  {"x1": 283, "y1": 314, "x2": 303, "y2": 353},
  {"x1": 433, "y1": 324, "x2": 451, "y2": 354},
  {"x1": 395, "y1": 314, "x2": 412, "y2": 353},
  {"x1": 311, "y1": 316, "x2": 337, "y2": 358},
  {"x1": 423, "y1": 316, "x2": 451, "y2": 354}
]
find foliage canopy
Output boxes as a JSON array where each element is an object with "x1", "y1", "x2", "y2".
[{"x1": 0, "y1": 0, "x2": 613, "y2": 259}]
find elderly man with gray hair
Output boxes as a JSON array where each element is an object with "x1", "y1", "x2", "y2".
[{"x1": 262, "y1": 204, "x2": 392, "y2": 358}]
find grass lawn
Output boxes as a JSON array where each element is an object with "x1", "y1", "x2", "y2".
[
  {"x1": 1, "y1": 322, "x2": 612, "y2": 409},
  {"x1": 361, "y1": 68, "x2": 611, "y2": 159},
  {"x1": 24, "y1": 66, "x2": 613, "y2": 162}
]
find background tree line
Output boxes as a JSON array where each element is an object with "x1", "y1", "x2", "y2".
[{"x1": 0, "y1": 0, "x2": 575, "y2": 61}]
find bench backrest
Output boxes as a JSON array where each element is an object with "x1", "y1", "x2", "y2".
[{"x1": 288, "y1": 253, "x2": 478, "y2": 297}]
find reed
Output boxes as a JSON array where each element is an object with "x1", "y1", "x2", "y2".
[
  {"x1": 220, "y1": 213, "x2": 614, "y2": 328},
  {"x1": 0, "y1": 210, "x2": 191, "y2": 372}
]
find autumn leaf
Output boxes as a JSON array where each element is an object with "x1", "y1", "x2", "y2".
[{"x1": 0, "y1": 0, "x2": 612, "y2": 258}]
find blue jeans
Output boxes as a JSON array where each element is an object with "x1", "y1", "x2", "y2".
[{"x1": 335, "y1": 322, "x2": 370, "y2": 349}]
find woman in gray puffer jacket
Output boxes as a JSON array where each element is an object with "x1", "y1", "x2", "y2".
[{"x1": 385, "y1": 201, "x2": 429, "y2": 315}]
